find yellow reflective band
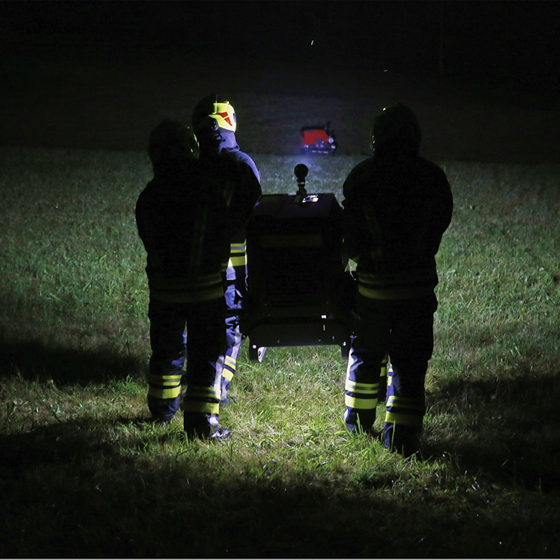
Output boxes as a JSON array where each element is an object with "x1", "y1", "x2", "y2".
[
  {"x1": 359, "y1": 268, "x2": 435, "y2": 285},
  {"x1": 147, "y1": 374, "x2": 182, "y2": 387},
  {"x1": 230, "y1": 241, "x2": 247, "y2": 252},
  {"x1": 186, "y1": 387, "x2": 220, "y2": 400},
  {"x1": 161, "y1": 377, "x2": 182, "y2": 388},
  {"x1": 387, "y1": 396, "x2": 425, "y2": 410},
  {"x1": 358, "y1": 283, "x2": 433, "y2": 300},
  {"x1": 182, "y1": 400, "x2": 220, "y2": 415},
  {"x1": 380, "y1": 355, "x2": 389, "y2": 377},
  {"x1": 228, "y1": 256, "x2": 247, "y2": 267},
  {"x1": 210, "y1": 102, "x2": 236, "y2": 132},
  {"x1": 345, "y1": 380, "x2": 378, "y2": 394},
  {"x1": 223, "y1": 356, "x2": 236, "y2": 375},
  {"x1": 229, "y1": 241, "x2": 247, "y2": 267},
  {"x1": 385, "y1": 411, "x2": 423, "y2": 427},
  {"x1": 148, "y1": 386, "x2": 181, "y2": 400},
  {"x1": 160, "y1": 380, "x2": 180, "y2": 387},
  {"x1": 345, "y1": 396, "x2": 378, "y2": 409}
]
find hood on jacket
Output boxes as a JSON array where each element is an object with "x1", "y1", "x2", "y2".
[{"x1": 197, "y1": 127, "x2": 240, "y2": 158}]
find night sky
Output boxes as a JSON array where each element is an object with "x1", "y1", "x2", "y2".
[
  {"x1": 2, "y1": 0, "x2": 559, "y2": 92},
  {"x1": 2, "y1": 0, "x2": 559, "y2": 160}
]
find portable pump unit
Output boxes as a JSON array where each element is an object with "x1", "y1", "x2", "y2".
[
  {"x1": 240, "y1": 164, "x2": 354, "y2": 362},
  {"x1": 299, "y1": 124, "x2": 337, "y2": 155}
]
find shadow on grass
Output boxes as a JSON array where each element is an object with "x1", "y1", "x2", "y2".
[
  {"x1": 1, "y1": 416, "x2": 386, "y2": 557},
  {"x1": 2, "y1": 338, "x2": 560, "y2": 555},
  {"x1": 2, "y1": 414, "x2": 558, "y2": 558},
  {"x1": 423, "y1": 370, "x2": 560, "y2": 493},
  {"x1": 0, "y1": 338, "x2": 142, "y2": 385}
]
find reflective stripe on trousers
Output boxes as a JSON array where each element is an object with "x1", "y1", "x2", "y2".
[
  {"x1": 345, "y1": 292, "x2": 436, "y2": 433},
  {"x1": 221, "y1": 265, "x2": 245, "y2": 401},
  {"x1": 147, "y1": 297, "x2": 226, "y2": 417},
  {"x1": 384, "y1": 360, "x2": 426, "y2": 431}
]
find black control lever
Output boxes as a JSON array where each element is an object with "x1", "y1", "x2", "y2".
[{"x1": 294, "y1": 163, "x2": 309, "y2": 203}]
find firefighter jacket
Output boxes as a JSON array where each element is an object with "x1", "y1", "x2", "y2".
[
  {"x1": 342, "y1": 152, "x2": 453, "y2": 300},
  {"x1": 135, "y1": 160, "x2": 233, "y2": 303},
  {"x1": 197, "y1": 128, "x2": 261, "y2": 286}
]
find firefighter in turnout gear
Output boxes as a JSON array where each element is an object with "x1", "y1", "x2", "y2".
[
  {"x1": 341, "y1": 104, "x2": 453, "y2": 456},
  {"x1": 192, "y1": 94, "x2": 262, "y2": 404},
  {"x1": 136, "y1": 119, "x2": 234, "y2": 439}
]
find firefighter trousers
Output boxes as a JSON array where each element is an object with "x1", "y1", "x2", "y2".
[
  {"x1": 147, "y1": 296, "x2": 226, "y2": 423},
  {"x1": 345, "y1": 292, "x2": 437, "y2": 450}
]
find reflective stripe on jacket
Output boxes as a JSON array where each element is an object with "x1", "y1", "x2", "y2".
[
  {"x1": 342, "y1": 153, "x2": 453, "y2": 300},
  {"x1": 357, "y1": 268, "x2": 437, "y2": 300},
  {"x1": 136, "y1": 163, "x2": 231, "y2": 303}
]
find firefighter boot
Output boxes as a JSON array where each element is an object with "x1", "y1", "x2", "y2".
[
  {"x1": 184, "y1": 413, "x2": 231, "y2": 441},
  {"x1": 383, "y1": 423, "x2": 421, "y2": 458},
  {"x1": 344, "y1": 408, "x2": 377, "y2": 436},
  {"x1": 147, "y1": 395, "x2": 180, "y2": 424}
]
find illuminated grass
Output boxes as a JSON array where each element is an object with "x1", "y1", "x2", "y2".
[{"x1": 1, "y1": 147, "x2": 560, "y2": 557}]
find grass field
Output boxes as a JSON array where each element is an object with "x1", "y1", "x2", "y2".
[{"x1": 1, "y1": 145, "x2": 560, "y2": 557}]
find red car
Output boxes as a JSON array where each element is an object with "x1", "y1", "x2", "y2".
[{"x1": 300, "y1": 124, "x2": 337, "y2": 155}]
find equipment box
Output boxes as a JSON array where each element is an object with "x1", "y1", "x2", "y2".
[{"x1": 240, "y1": 165, "x2": 353, "y2": 361}]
